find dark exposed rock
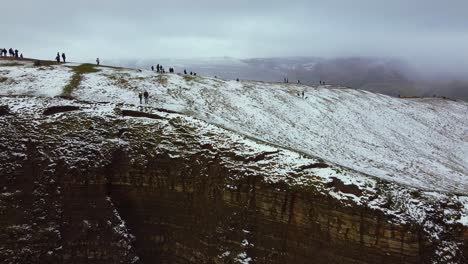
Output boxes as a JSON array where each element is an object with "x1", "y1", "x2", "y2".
[
  {"x1": 0, "y1": 105, "x2": 10, "y2": 116},
  {"x1": 298, "y1": 162, "x2": 329, "y2": 170},
  {"x1": 246, "y1": 150, "x2": 280, "y2": 162},
  {"x1": 43, "y1": 105, "x2": 80, "y2": 115},
  {"x1": 327, "y1": 177, "x2": 363, "y2": 197}
]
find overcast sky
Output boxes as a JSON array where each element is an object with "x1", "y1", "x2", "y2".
[{"x1": 3, "y1": 0, "x2": 468, "y2": 70}]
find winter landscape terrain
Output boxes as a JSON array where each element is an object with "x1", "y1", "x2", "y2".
[
  {"x1": 0, "y1": 58, "x2": 467, "y2": 263},
  {"x1": 1, "y1": 59, "x2": 467, "y2": 195}
]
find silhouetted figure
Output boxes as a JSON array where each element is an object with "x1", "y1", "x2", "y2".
[
  {"x1": 286, "y1": 78, "x2": 289, "y2": 83},
  {"x1": 61, "y1": 53, "x2": 66, "y2": 63},
  {"x1": 20, "y1": 53, "x2": 23, "y2": 59},
  {"x1": 184, "y1": 69, "x2": 187, "y2": 74},
  {"x1": 190, "y1": 72, "x2": 193, "y2": 75},
  {"x1": 298, "y1": 80, "x2": 300, "y2": 84},
  {"x1": 156, "y1": 64, "x2": 160, "y2": 72},
  {"x1": 138, "y1": 92, "x2": 143, "y2": 104},
  {"x1": 56, "y1": 52, "x2": 60, "y2": 64},
  {"x1": 14, "y1": 49, "x2": 18, "y2": 58},
  {"x1": 302, "y1": 91, "x2": 304, "y2": 98},
  {"x1": 143, "y1": 91, "x2": 149, "y2": 104},
  {"x1": 151, "y1": 66, "x2": 154, "y2": 71},
  {"x1": 284, "y1": 77, "x2": 287, "y2": 83},
  {"x1": 9, "y1": 48, "x2": 14, "y2": 57},
  {"x1": 96, "y1": 58, "x2": 100, "y2": 65},
  {"x1": 236, "y1": 78, "x2": 239, "y2": 82},
  {"x1": 194, "y1": 72, "x2": 197, "y2": 76}
]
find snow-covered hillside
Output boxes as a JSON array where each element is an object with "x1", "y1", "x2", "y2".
[{"x1": 1, "y1": 59, "x2": 467, "y2": 195}]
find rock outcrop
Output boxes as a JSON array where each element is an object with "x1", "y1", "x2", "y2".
[{"x1": 0, "y1": 96, "x2": 466, "y2": 263}]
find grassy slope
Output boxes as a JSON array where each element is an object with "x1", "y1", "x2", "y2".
[{"x1": 62, "y1": 64, "x2": 100, "y2": 96}]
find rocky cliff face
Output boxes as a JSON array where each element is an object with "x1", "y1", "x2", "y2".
[{"x1": 0, "y1": 96, "x2": 466, "y2": 263}]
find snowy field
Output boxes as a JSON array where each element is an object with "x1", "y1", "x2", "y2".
[
  {"x1": 0, "y1": 60, "x2": 72, "y2": 97},
  {"x1": 1, "y1": 60, "x2": 467, "y2": 195}
]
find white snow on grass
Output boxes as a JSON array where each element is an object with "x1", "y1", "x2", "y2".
[
  {"x1": 458, "y1": 196, "x2": 468, "y2": 226},
  {"x1": 1, "y1": 62, "x2": 467, "y2": 196},
  {"x1": 0, "y1": 60, "x2": 72, "y2": 97}
]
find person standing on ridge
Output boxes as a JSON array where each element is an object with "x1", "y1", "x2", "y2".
[
  {"x1": 14, "y1": 49, "x2": 18, "y2": 58},
  {"x1": 143, "y1": 91, "x2": 149, "y2": 104},
  {"x1": 151, "y1": 66, "x2": 154, "y2": 71},
  {"x1": 56, "y1": 52, "x2": 60, "y2": 64},
  {"x1": 61, "y1": 53, "x2": 66, "y2": 63},
  {"x1": 138, "y1": 92, "x2": 143, "y2": 104},
  {"x1": 96, "y1": 58, "x2": 100, "y2": 65}
]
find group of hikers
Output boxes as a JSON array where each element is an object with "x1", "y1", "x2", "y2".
[
  {"x1": 55, "y1": 52, "x2": 66, "y2": 63},
  {"x1": 151, "y1": 64, "x2": 168, "y2": 73},
  {"x1": 183, "y1": 69, "x2": 197, "y2": 76},
  {"x1": 151, "y1": 64, "x2": 178, "y2": 74},
  {"x1": 283, "y1": 77, "x2": 326, "y2": 85},
  {"x1": 0, "y1": 48, "x2": 23, "y2": 59},
  {"x1": 54, "y1": 52, "x2": 101, "y2": 66},
  {"x1": 150, "y1": 64, "x2": 199, "y2": 76},
  {"x1": 283, "y1": 78, "x2": 301, "y2": 84},
  {"x1": 138, "y1": 91, "x2": 150, "y2": 104}
]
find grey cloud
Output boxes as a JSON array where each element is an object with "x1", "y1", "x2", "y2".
[{"x1": 2, "y1": 0, "x2": 468, "y2": 75}]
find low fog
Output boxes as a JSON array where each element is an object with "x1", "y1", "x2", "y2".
[{"x1": 2, "y1": 0, "x2": 467, "y2": 99}]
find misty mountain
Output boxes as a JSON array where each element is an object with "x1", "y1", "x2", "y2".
[{"x1": 113, "y1": 57, "x2": 468, "y2": 101}]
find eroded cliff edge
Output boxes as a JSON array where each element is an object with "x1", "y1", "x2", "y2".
[{"x1": 0, "y1": 96, "x2": 466, "y2": 263}]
